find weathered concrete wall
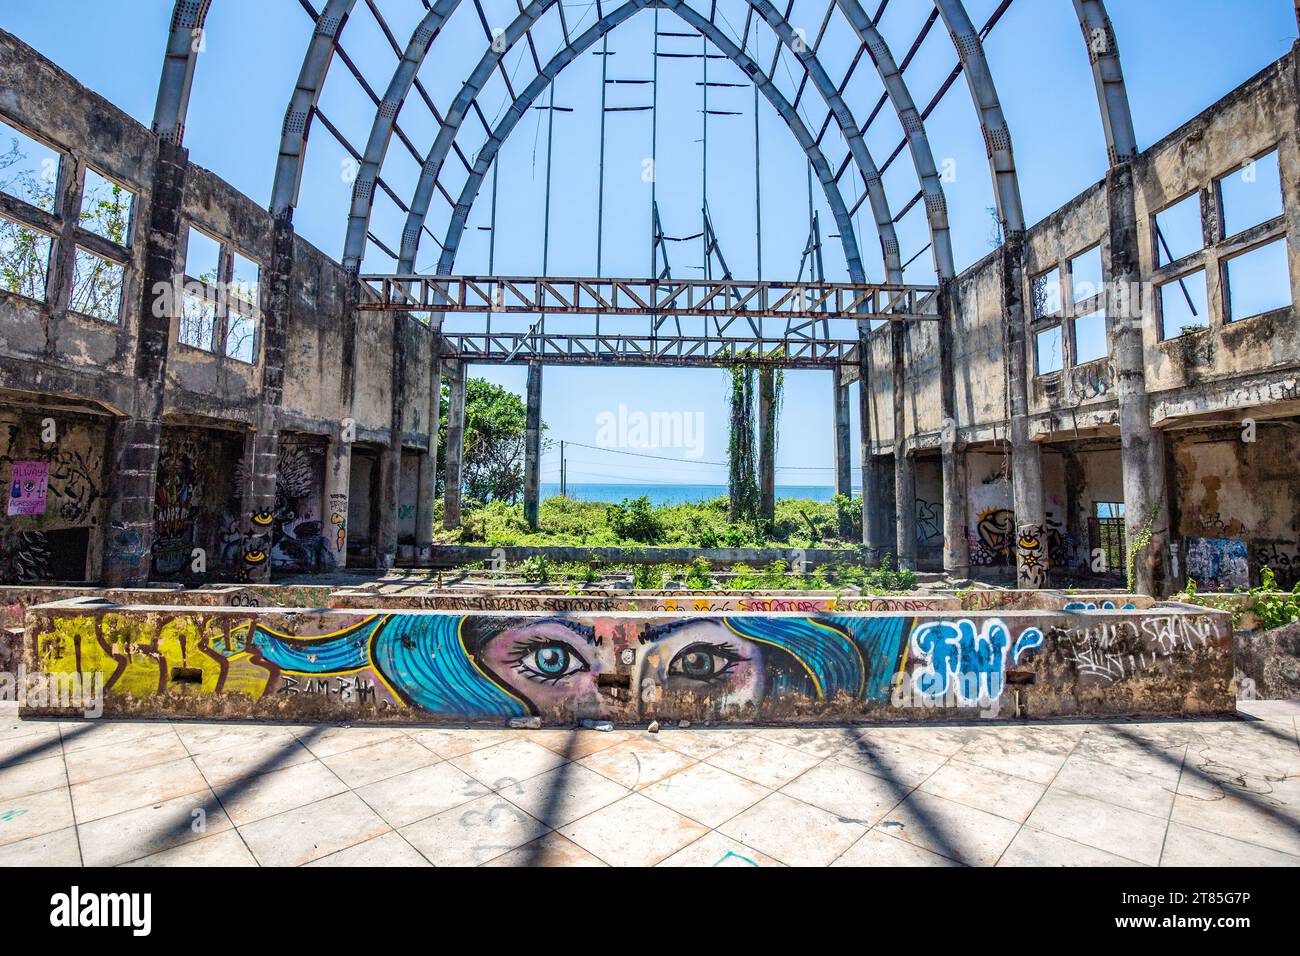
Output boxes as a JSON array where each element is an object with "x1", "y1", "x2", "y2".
[
  {"x1": 20, "y1": 599, "x2": 1233, "y2": 724},
  {"x1": 1235, "y1": 621, "x2": 1300, "y2": 699},
  {"x1": 0, "y1": 409, "x2": 110, "y2": 583},
  {"x1": 0, "y1": 29, "x2": 434, "y2": 584},
  {"x1": 1171, "y1": 427, "x2": 1300, "y2": 589}
]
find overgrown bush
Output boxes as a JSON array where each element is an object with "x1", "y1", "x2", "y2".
[{"x1": 606, "y1": 496, "x2": 664, "y2": 544}]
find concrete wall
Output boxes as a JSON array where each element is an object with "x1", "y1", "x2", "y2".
[
  {"x1": 0, "y1": 29, "x2": 435, "y2": 582},
  {"x1": 20, "y1": 598, "x2": 1233, "y2": 724}
]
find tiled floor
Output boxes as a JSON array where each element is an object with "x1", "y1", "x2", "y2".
[{"x1": 0, "y1": 700, "x2": 1296, "y2": 867}]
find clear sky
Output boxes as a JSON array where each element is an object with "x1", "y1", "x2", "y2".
[{"x1": 3, "y1": 0, "x2": 1294, "y2": 486}]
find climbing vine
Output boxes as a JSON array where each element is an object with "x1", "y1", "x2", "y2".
[
  {"x1": 1126, "y1": 498, "x2": 1162, "y2": 593},
  {"x1": 726, "y1": 363, "x2": 760, "y2": 522}
]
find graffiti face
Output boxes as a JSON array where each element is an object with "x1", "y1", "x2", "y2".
[
  {"x1": 475, "y1": 618, "x2": 607, "y2": 714},
  {"x1": 639, "y1": 619, "x2": 764, "y2": 707},
  {"x1": 1017, "y1": 524, "x2": 1048, "y2": 589}
]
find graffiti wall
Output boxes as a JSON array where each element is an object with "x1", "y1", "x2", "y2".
[
  {"x1": 1, "y1": 413, "x2": 109, "y2": 583},
  {"x1": 22, "y1": 603, "x2": 1234, "y2": 723},
  {"x1": 271, "y1": 439, "x2": 334, "y2": 573},
  {"x1": 1185, "y1": 536, "x2": 1250, "y2": 590},
  {"x1": 153, "y1": 428, "x2": 243, "y2": 579},
  {"x1": 325, "y1": 591, "x2": 962, "y2": 613}
]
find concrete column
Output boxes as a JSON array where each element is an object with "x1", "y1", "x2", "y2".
[
  {"x1": 414, "y1": 360, "x2": 440, "y2": 558},
  {"x1": 102, "y1": 139, "x2": 187, "y2": 586},
  {"x1": 442, "y1": 361, "x2": 467, "y2": 529},
  {"x1": 758, "y1": 367, "x2": 776, "y2": 521},
  {"x1": 858, "y1": 348, "x2": 885, "y2": 560},
  {"x1": 377, "y1": 309, "x2": 408, "y2": 568},
  {"x1": 938, "y1": 282, "x2": 969, "y2": 579},
  {"x1": 323, "y1": 435, "x2": 351, "y2": 570},
  {"x1": 832, "y1": 366, "x2": 852, "y2": 499},
  {"x1": 1107, "y1": 165, "x2": 1170, "y2": 595},
  {"x1": 1001, "y1": 235, "x2": 1048, "y2": 589},
  {"x1": 524, "y1": 361, "x2": 542, "y2": 530},
  {"x1": 892, "y1": 322, "x2": 917, "y2": 569},
  {"x1": 237, "y1": 216, "x2": 296, "y2": 583}
]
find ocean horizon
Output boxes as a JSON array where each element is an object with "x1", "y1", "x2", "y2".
[{"x1": 539, "y1": 482, "x2": 862, "y2": 507}]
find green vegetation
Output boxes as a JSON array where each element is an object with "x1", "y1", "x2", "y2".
[
  {"x1": 437, "y1": 377, "x2": 538, "y2": 505},
  {"x1": 436, "y1": 493, "x2": 862, "y2": 550},
  {"x1": 1179, "y1": 566, "x2": 1300, "y2": 631},
  {"x1": 456, "y1": 552, "x2": 915, "y2": 594}
]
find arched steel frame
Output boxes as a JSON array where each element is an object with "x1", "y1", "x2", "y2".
[
  {"x1": 145, "y1": 0, "x2": 1159, "y2": 583},
  {"x1": 271, "y1": 0, "x2": 358, "y2": 219},
  {"x1": 153, "y1": 0, "x2": 213, "y2": 145},
  {"x1": 379, "y1": 0, "x2": 905, "y2": 285}
]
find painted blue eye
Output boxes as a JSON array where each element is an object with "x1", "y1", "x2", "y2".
[
  {"x1": 516, "y1": 641, "x2": 588, "y2": 682},
  {"x1": 534, "y1": 644, "x2": 570, "y2": 675}
]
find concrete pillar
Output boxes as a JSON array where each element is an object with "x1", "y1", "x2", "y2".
[
  {"x1": 832, "y1": 366, "x2": 852, "y2": 499},
  {"x1": 237, "y1": 216, "x2": 296, "y2": 583},
  {"x1": 858, "y1": 349, "x2": 886, "y2": 560},
  {"x1": 442, "y1": 361, "x2": 467, "y2": 529},
  {"x1": 892, "y1": 322, "x2": 917, "y2": 569},
  {"x1": 414, "y1": 360, "x2": 440, "y2": 559},
  {"x1": 102, "y1": 139, "x2": 187, "y2": 585},
  {"x1": 323, "y1": 435, "x2": 351, "y2": 570},
  {"x1": 524, "y1": 361, "x2": 542, "y2": 530},
  {"x1": 376, "y1": 309, "x2": 408, "y2": 568},
  {"x1": 938, "y1": 282, "x2": 969, "y2": 579},
  {"x1": 1107, "y1": 165, "x2": 1171, "y2": 595},
  {"x1": 1001, "y1": 235, "x2": 1048, "y2": 589}
]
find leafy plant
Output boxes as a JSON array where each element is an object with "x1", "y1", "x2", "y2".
[
  {"x1": 520, "y1": 554, "x2": 549, "y2": 583},
  {"x1": 1126, "y1": 499, "x2": 1162, "y2": 593},
  {"x1": 605, "y1": 495, "x2": 664, "y2": 544},
  {"x1": 1251, "y1": 567, "x2": 1300, "y2": 631},
  {"x1": 632, "y1": 563, "x2": 662, "y2": 590},
  {"x1": 684, "y1": 557, "x2": 714, "y2": 589}
]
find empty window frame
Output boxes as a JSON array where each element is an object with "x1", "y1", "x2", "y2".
[
  {"x1": 1156, "y1": 269, "x2": 1209, "y2": 340},
  {"x1": 1217, "y1": 149, "x2": 1283, "y2": 239},
  {"x1": 68, "y1": 247, "x2": 124, "y2": 322},
  {"x1": 1223, "y1": 238, "x2": 1292, "y2": 322},
  {"x1": 1031, "y1": 268, "x2": 1062, "y2": 319},
  {"x1": 1069, "y1": 245, "x2": 1104, "y2": 304},
  {"x1": 0, "y1": 117, "x2": 59, "y2": 214},
  {"x1": 1153, "y1": 192, "x2": 1203, "y2": 267},
  {"x1": 0, "y1": 212, "x2": 54, "y2": 301},
  {"x1": 185, "y1": 226, "x2": 221, "y2": 283},
  {"x1": 79, "y1": 167, "x2": 134, "y2": 245},
  {"x1": 1072, "y1": 309, "x2": 1108, "y2": 364},
  {"x1": 179, "y1": 291, "x2": 216, "y2": 351},
  {"x1": 1036, "y1": 325, "x2": 1063, "y2": 375}
]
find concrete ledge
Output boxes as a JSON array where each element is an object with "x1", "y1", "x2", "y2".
[
  {"x1": 19, "y1": 600, "x2": 1234, "y2": 725},
  {"x1": 405, "y1": 545, "x2": 861, "y2": 567}
]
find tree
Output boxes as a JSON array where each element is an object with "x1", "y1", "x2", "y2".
[{"x1": 438, "y1": 377, "x2": 540, "y2": 505}]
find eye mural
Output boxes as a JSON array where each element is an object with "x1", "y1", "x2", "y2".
[
  {"x1": 33, "y1": 610, "x2": 1057, "y2": 721},
  {"x1": 217, "y1": 613, "x2": 926, "y2": 718}
]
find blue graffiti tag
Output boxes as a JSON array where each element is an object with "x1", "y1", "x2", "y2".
[
  {"x1": 909, "y1": 619, "x2": 1044, "y2": 704},
  {"x1": 1064, "y1": 600, "x2": 1136, "y2": 611}
]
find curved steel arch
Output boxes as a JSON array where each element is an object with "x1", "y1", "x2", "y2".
[
  {"x1": 746, "y1": 0, "x2": 901, "y2": 282},
  {"x1": 425, "y1": 0, "x2": 870, "y2": 289},
  {"x1": 1072, "y1": 0, "x2": 1137, "y2": 165},
  {"x1": 834, "y1": 0, "x2": 955, "y2": 280},
  {"x1": 153, "y1": 0, "x2": 213, "y2": 145},
  {"x1": 386, "y1": 0, "x2": 897, "y2": 283},
  {"x1": 271, "y1": 0, "x2": 359, "y2": 218},
  {"x1": 339, "y1": 0, "x2": 462, "y2": 269},
  {"x1": 933, "y1": 0, "x2": 1024, "y2": 234}
]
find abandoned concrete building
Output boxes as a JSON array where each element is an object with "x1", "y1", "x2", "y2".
[{"x1": 0, "y1": 0, "x2": 1297, "y2": 600}]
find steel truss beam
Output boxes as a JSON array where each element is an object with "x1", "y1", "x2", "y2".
[
  {"x1": 435, "y1": 331, "x2": 863, "y2": 368},
  {"x1": 359, "y1": 274, "x2": 938, "y2": 322}
]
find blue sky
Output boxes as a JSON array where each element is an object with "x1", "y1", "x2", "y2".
[{"x1": 3, "y1": 0, "x2": 1294, "y2": 486}]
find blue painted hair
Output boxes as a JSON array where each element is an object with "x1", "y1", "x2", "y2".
[{"x1": 247, "y1": 614, "x2": 530, "y2": 718}]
